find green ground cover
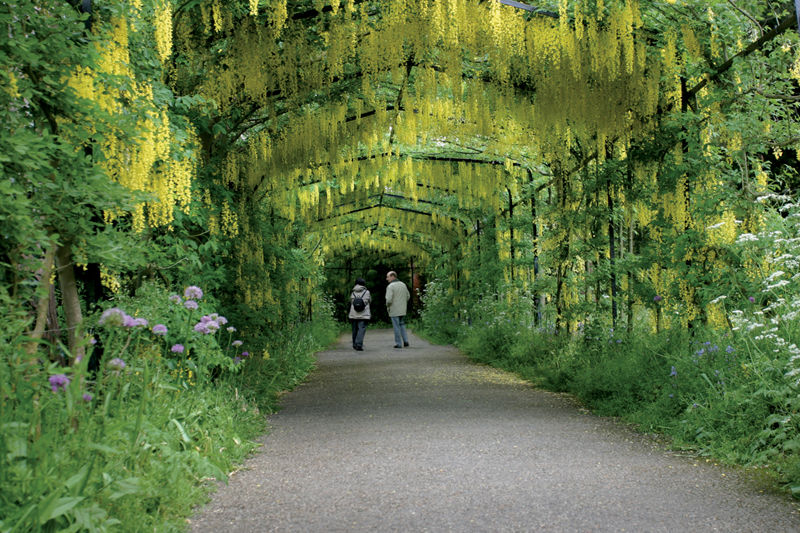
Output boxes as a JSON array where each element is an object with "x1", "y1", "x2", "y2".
[{"x1": 0, "y1": 282, "x2": 338, "y2": 533}]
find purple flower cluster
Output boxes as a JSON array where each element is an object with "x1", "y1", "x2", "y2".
[
  {"x1": 184, "y1": 286, "x2": 203, "y2": 300},
  {"x1": 193, "y1": 314, "x2": 228, "y2": 335},
  {"x1": 171, "y1": 344, "x2": 185, "y2": 353},
  {"x1": 108, "y1": 358, "x2": 126, "y2": 372},
  {"x1": 99, "y1": 308, "x2": 126, "y2": 327},
  {"x1": 126, "y1": 316, "x2": 149, "y2": 328},
  {"x1": 49, "y1": 374, "x2": 70, "y2": 393},
  {"x1": 184, "y1": 300, "x2": 199, "y2": 311},
  {"x1": 99, "y1": 308, "x2": 148, "y2": 329},
  {"x1": 152, "y1": 324, "x2": 168, "y2": 335}
]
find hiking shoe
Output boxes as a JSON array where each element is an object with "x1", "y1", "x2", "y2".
[
  {"x1": 403, "y1": 342, "x2": 409, "y2": 347},
  {"x1": 394, "y1": 345, "x2": 402, "y2": 348}
]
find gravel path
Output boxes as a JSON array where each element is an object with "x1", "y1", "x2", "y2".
[{"x1": 191, "y1": 329, "x2": 800, "y2": 532}]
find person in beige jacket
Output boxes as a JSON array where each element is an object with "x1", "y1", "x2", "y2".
[
  {"x1": 385, "y1": 271, "x2": 410, "y2": 348},
  {"x1": 349, "y1": 278, "x2": 371, "y2": 351}
]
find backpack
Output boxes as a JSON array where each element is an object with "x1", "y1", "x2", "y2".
[{"x1": 351, "y1": 290, "x2": 367, "y2": 312}]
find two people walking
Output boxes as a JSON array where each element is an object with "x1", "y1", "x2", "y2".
[{"x1": 348, "y1": 271, "x2": 411, "y2": 350}]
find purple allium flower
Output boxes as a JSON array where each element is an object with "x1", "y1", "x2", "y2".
[
  {"x1": 670, "y1": 366, "x2": 677, "y2": 377},
  {"x1": 82, "y1": 393, "x2": 92, "y2": 402},
  {"x1": 653, "y1": 295, "x2": 662, "y2": 302},
  {"x1": 184, "y1": 300, "x2": 198, "y2": 311},
  {"x1": 171, "y1": 344, "x2": 185, "y2": 353},
  {"x1": 232, "y1": 340, "x2": 243, "y2": 347},
  {"x1": 108, "y1": 358, "x2": 126, "y2": 371},
  {"x1": 152, "y1": 324, "x2": 168, "y2": 335},
  {"x1": 233, "y1": 357, "x2": 242, "y2": 365},
  {"x1": 749, "y1": 296, "x2": 755, "y2": 303},
  {"x1": 193, "y1": 322, "x2": 210, "y2": 334},
  {"x1": 122, "y1": 314, "x2": 137, "y2": 328},
  {"x1": 89, "y1": 337, "x2": 97, "y2": 345},
  {"x1": 227, "y1": 326, "x2": 236, "y2": 333},
  {"x1": 49, "y1": 374, "x2": 70, "y2": 393},
  {"x1": 131, "y1": 317, "x2": 149, "y2": 327},
  {"x1": 200, "y1": 315, "x2": 212, "y2": 323},
  {"x1": 99, "y1": 308, "x2": 126, "y2": 327},
  {"x1": 184, "y1": 286, "x2": 203, "y2": 300},
  {"x1": 169, "y1": 294, "x2": 182, "y2": 304},
  {"x1": 217, "y1": 316, "x2": 228, "y2": 325},
  {"x1": 241, "y1": 351, "x2": 250, "y2": 358},
  {"x1": 206, "y1": 321, "x2": 220, "y2": 332}
]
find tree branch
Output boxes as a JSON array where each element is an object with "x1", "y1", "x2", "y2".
[{"x1": 686, "y1": 15, "x2": 796, "y2": 99}]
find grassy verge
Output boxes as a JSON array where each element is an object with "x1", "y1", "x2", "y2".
[{"x1": 0, "y1": 284, "x2": 339, "y2": 532}]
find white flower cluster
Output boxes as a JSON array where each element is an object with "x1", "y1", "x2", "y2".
[{"x1": 729, "y1": 203, "x2": 800, "y2": 384}]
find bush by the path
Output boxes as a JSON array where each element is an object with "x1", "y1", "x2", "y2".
[{"x1": 0, "y1": 283, "x2": 338, "y2": 532}]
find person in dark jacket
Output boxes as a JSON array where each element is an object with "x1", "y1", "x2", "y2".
[{"x1": 349, "y1": 278, "x2": 371, "y2": 351}]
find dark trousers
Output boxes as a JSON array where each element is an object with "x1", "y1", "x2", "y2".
[{"x1": 351, "y1": 319, "x2": 367, "y2": 348}]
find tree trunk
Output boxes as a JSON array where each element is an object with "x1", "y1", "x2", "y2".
[
  {"x1": 56, "y1": 239, "x2": 85, "y2": 363},
  {"x1": 627, "y1": 215, "x2": 634, "y2": 335},
  {"x1": 26, "y1": 240, "x2": 57, "y2": 356},
  {"x1": 607, "y1": 182, "x2": 617, "y2": 329}
]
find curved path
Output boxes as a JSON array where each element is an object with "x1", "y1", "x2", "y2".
[{"x1": 191, "y1": 329, "x2": 800, "y2": 532}]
